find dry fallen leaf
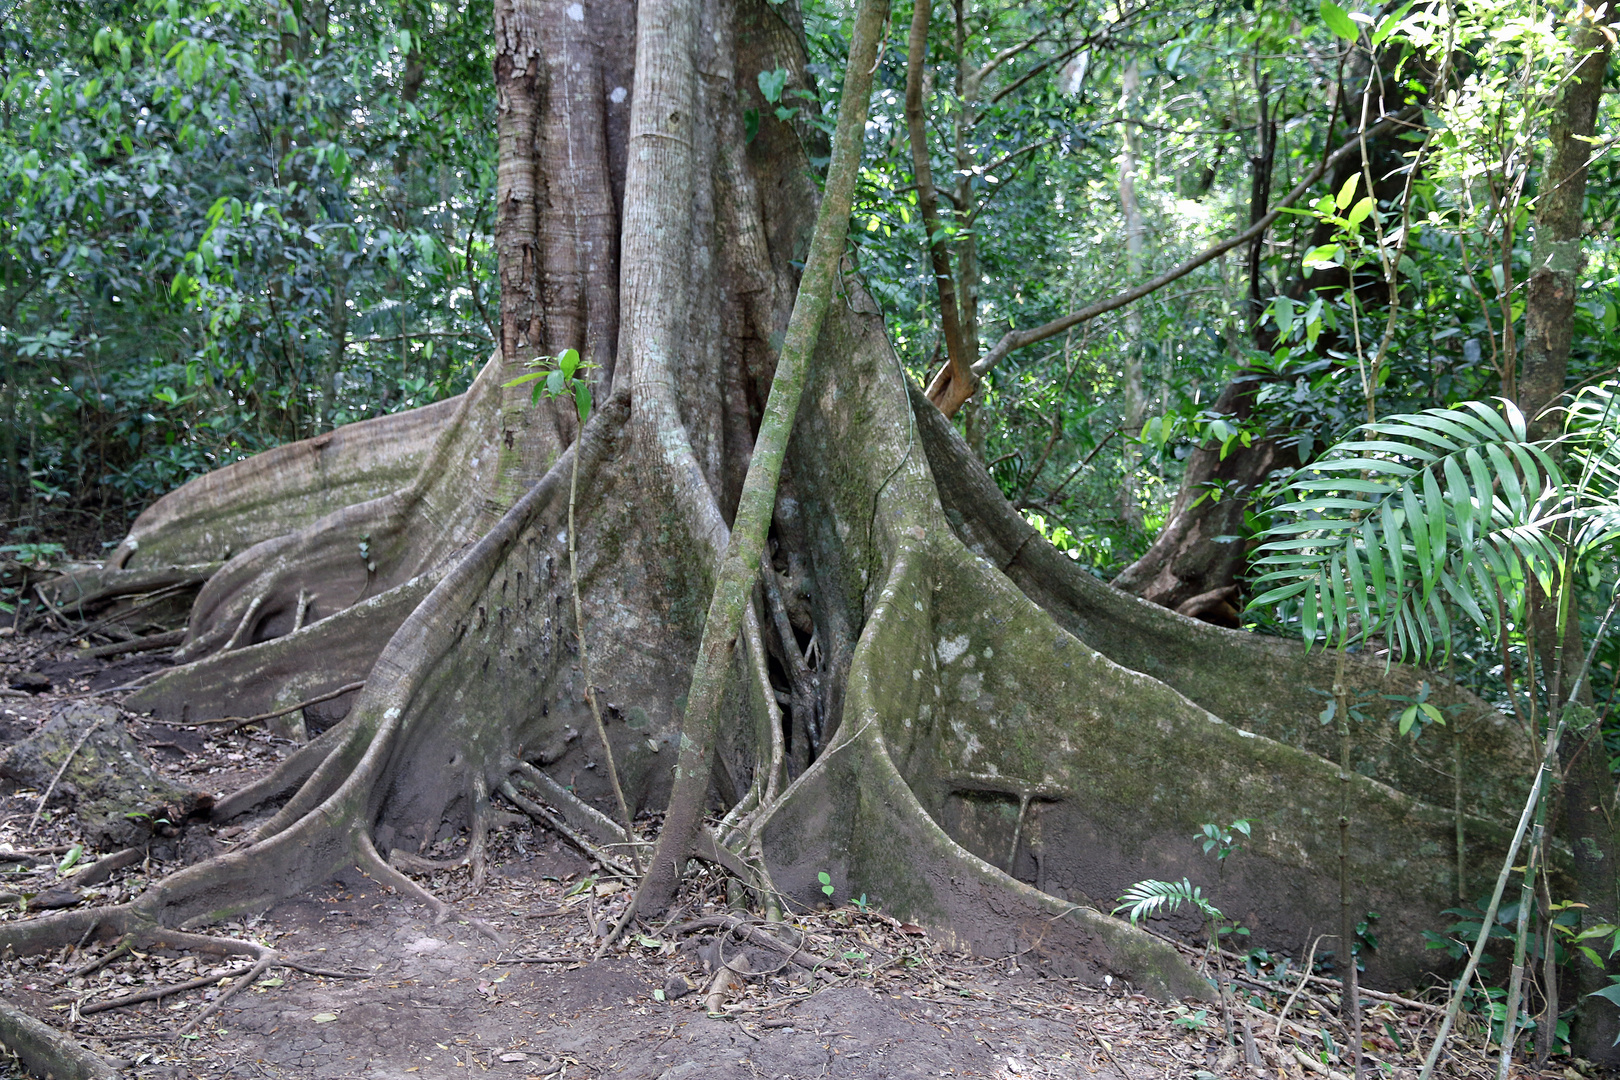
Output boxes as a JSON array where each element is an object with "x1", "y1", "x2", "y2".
[{"x1": 311, "y1": 1012, "x2": 338, "y2": 1023}]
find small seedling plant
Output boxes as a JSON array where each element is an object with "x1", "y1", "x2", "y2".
[{"x1": 1114, "y1": 818, "x2": 1253, "y2": 970}]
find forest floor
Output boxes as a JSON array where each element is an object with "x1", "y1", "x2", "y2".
[{"x1": 0, "y1": 627, "x2": 1563, "y2": 1080}]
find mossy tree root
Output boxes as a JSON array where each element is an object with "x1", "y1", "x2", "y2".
[{"x1": 0, "y1": 395, "x2": 628, "y2": 960}]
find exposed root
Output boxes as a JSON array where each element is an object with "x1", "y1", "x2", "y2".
[
  {"x1": 39, "y1": 564, "x2": 219, "y2": 621},
  {"x1": 70, "y1": 848, "x2": 144, "y2": 889},
  {"x1": 353, "y1": 833, "x2": 508, "y2": 945},
  {"x1": 499, "y1": 778, "x2": 637, "y2": 878},
  {"x1": 355, "y1": 832, "x2": 451, "y2": 922},
  {"x1": 147, "y1": 680, "x2": 365, "y2": 734},
  {"x1": 210, "y1": 717, "x2": 350, "y2": 822},
  {"x1": 75, "y1": 581, "x2": 197, "y2": 638},
  {"x1": 78, "y1": 630, "x2": 185, "y2": 659},
  {"x1": 388, "y1": 850, "x2": 468, "y2": 874},
  {"x1": 0, "y1": 997, "x2": 120, "y2": 1080},
  {"x1": 178, "y1": 947, "x2": 278, "y2": 1036}
]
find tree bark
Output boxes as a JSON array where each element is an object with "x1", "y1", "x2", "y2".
[{"x1": 908, "y1": 0, "x2": 974, "y2": 419}]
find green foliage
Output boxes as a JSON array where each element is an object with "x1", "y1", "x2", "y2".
[
  {"x1": 1171, "y1": 1007, "x2": 1212, "y2": 1031},
  {"x1": 1113, "y1": 877, "x2": 1223, "y2": 926},
  {"x1": 503, "y1": 349, "x2": 592, "y2": 424},
  {"x1": 1197, "y1": 818, "x2": 1250, "y2": 863},
  {"x1": 1, "y1": 0, "x2": 495, "y2": 538},
  {"x1": 1249, "y1": 389, "x2": 1620, "y2": 657}
]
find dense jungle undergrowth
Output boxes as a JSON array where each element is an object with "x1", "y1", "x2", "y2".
[{"x1": 1, "y1": 0, "x2": 1619, "y2": 1076}]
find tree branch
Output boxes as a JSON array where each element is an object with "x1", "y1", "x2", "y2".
[
  {"x1": 971, "y1": 105, "x2": 1421, "y2": 380},
  {"x1": 909, "y1": 0, "x2": 973, "y2": 415}
]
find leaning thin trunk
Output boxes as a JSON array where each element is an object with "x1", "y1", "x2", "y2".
[{"x1": 634, "y1": 0, "x2": 890, "y2": 917}]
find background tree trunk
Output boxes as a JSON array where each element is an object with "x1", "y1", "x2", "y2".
[{"x1": 1514, "y1": 18, "x2": 1615, "y2": 1059}]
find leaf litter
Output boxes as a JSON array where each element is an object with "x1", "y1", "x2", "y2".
[{"x1": 0, "y1": 625, "x2": 1586, "y2": 1080}]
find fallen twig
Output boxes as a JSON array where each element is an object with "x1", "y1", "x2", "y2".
[
  {"x1": 497, "y1": 779, "x2": 636, "y2": 879},
  {"x1": 1289, "y1": 1045, "x2": 1352, "y2": 1080},
  {"x1": 79, "y1": 630, "x2": 185, "y2": 660},
  {"x1": 1078, "y1": 1016, "x2": 1134, "y2": 1078},
  {"x1": 1274, "y1": 934, "x2": 1325, "y2": 1042},
  {"x1": 0, "y1": 845, "x2": 74, "y2": 861},
  {"x1": 53, "y1": 938, "x2": 134, "y2": 986},
  {"x1": 278, "y1": 960, "x2": 374, "y2": 979},
  {"x1": 26, "y1": 720, "x2": 103, "y2": 836},
  {"x1": 180, "y1": 949, "x2": 277, "y2": 1035},
  {"x1": 671, "y1": 913, "x2": 832, "y2": 974},
  {"x1": 79, "y1": 965, "x2": 255, "y2": 1015}
]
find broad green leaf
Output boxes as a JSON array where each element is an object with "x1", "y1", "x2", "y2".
[
  {"x1": 1371, "y1": 0, "x2": 1415, "y2": 45},
  {"x1": 1320, "y1": 0, "x2": 1359, "y2": 41},
  {"x1": 1336, "y1": 172, "x2": 1361, "y2": 210},
  {"x1": 757, "y1": 68, "x2": 789, "y2": 104}
]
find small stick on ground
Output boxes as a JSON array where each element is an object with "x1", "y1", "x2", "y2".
[
  {"x1": 498, "y1": 780, "x2": 636, "y2": 878},
  {"x1": 79, "y1": 965, "x2": 256, "y2": 1015},
  {"x1": 278, "y1": 960, "x2": 373, "y2": 978},
  {"x1": 0, "y1": 846, "x2": 74, "y2": 861},
  {"x1": 79, "y1": 630, "x2": 185, "y2": 659},
  {"x1": 26, "y1": 719, "x2": 103, "y2": 836},
  {"x1": 671, "y1": 913, "x2": 831, "y2": 973},
  {"x1": 224, "y1": 595, "x2": 263, "y2": 650},
  {"x1": 54, "y1": 936, "x2": 134, "y2": 986},
  {"x1": 1079, "y1": 1018, "x2": 1132, "y2": 1079},
  {"x1": 1275, "y1": 934, "x2": 1326, "y2": 1042}
]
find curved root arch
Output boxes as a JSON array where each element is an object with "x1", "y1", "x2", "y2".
[{"x1": 38, "y1": 395, "x2": 459, "y2": 619}]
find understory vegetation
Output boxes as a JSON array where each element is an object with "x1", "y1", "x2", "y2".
[{"x1": 1, "y1": 0, "x2": 1618, "y2": 1073}]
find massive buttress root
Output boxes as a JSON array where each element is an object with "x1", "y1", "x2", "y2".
[{"x1": 15, "y1": 0, "x2": 1533, "y2": 1000}]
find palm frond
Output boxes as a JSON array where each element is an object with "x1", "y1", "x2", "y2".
[
  {"x1": 1112, "y1": 878, "x2": 1223, "y2": 926},
  {"x1": 1248, "y1": 399, "x2": 1572, "y2": 659}
]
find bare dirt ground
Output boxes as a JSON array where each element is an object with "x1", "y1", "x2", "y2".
[{"x1": 0, "y1": 627, "x2": 1547, "y2": 1080}]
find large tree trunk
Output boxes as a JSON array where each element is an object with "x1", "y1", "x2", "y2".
[{"x1": 10, "y1": 0, "x2": 1540, "y2": 1009}]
